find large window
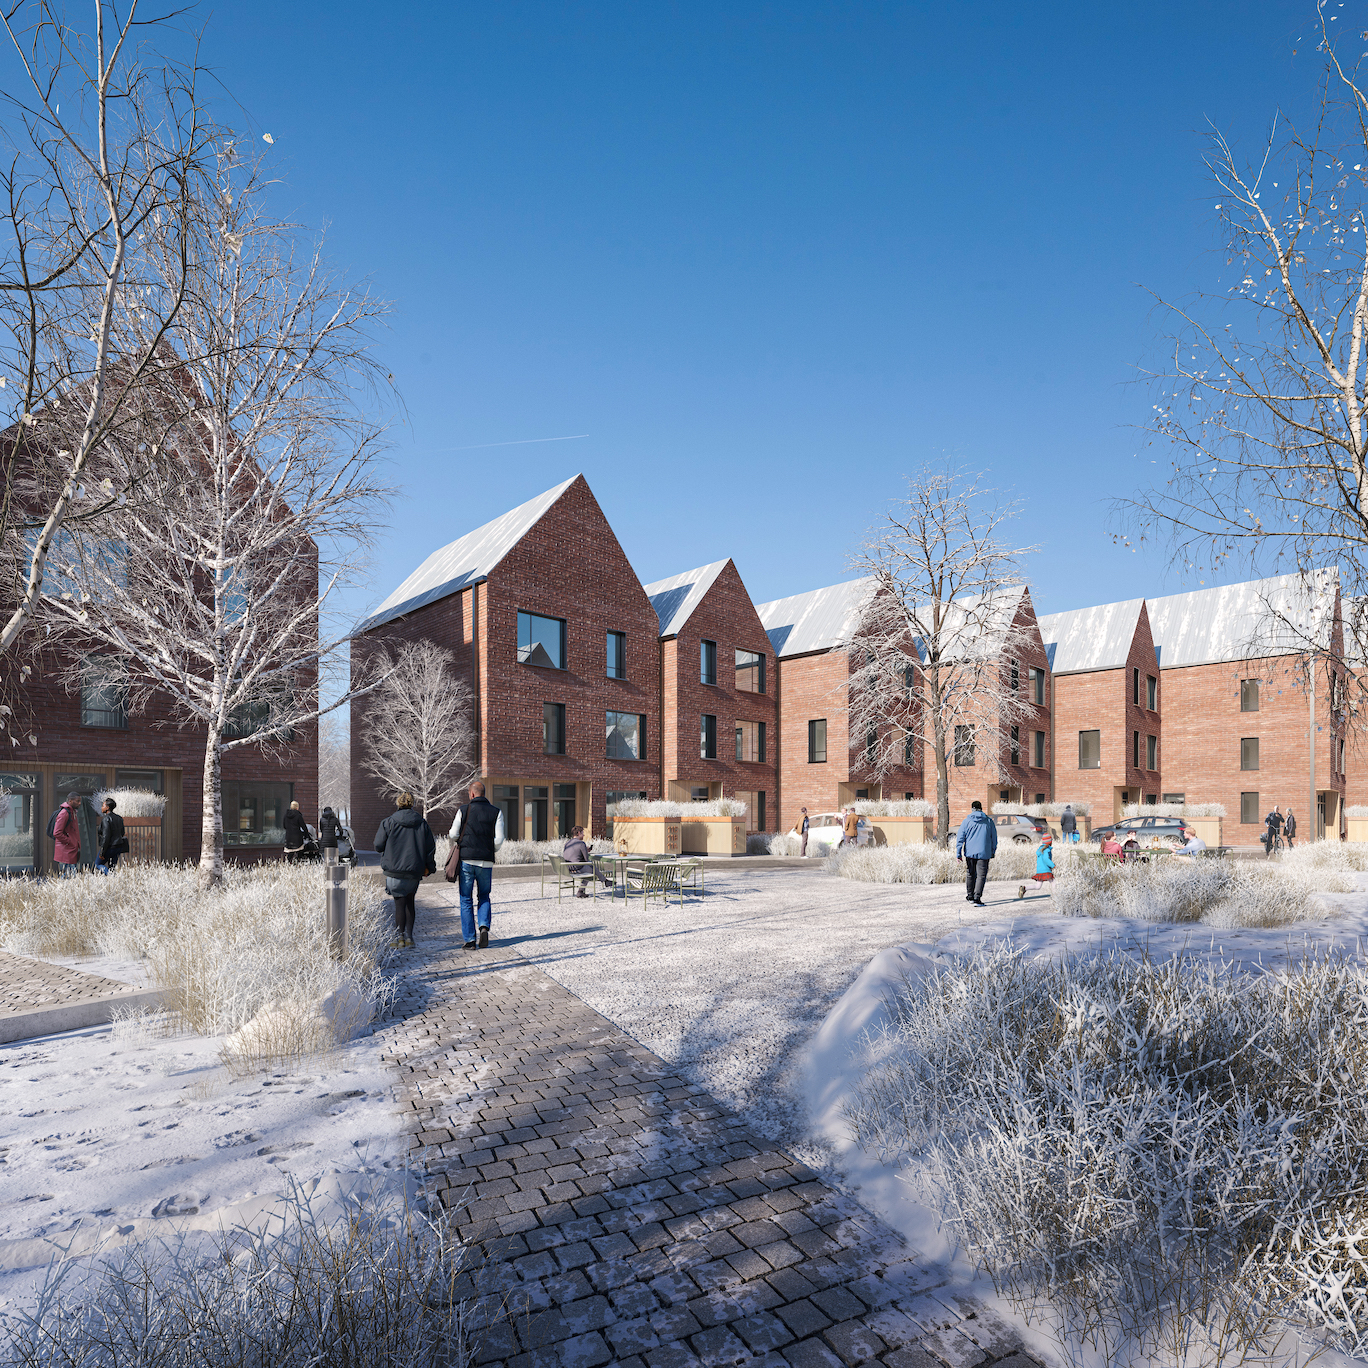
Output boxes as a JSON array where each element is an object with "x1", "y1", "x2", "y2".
[
  {"x1": 116, "y1": 768, "x2": 164, "y2": 793},
  {"x1": 905, "y1": 729, "x2": 918, "y2": 765},
  {"x1": 1133, "y1": 730, "x2": 1140, "y2": 768},
  {"x1": 736, "y1": 719, "x2": 766, "y2": 763},
  {"x1": 606, "y1": 711, "x2": 645, "y2": 760},
  {"x1": 543, "y1": 702, "x2": 566, "y2": 755},
  {"x1": 0, "y1": 771, "x2": 38, "y2": 874},
  {"x1": 700, "y1": 640, "x2": 717, "y2": 685},
  {"x1": 734, "y1": 790, "x2": 766, "y2": 832},
  {"x1": 517, "y1": 611, "x2": 566, "y2": 669},
  {"x1": 606, "y1": 631, "x2": 626, "y2": 680},
  {"x1": 700, "y1": 713, "x2": 717, "y2": 759},
  {"x1": 1241, "y1": 791, "x2": 1260, "y2": 824},
  {"x1": 1033, "y1": 731, "x2": 1045, "y2": 767},
  {"x1": 1133, "y1": 668, "x2": 1141, "y2": 705},
  {"x1": 1079, "y1": 730, "x2": 1101, "y2": 769},
  {"x1": 1029, "y1": 667, "x2": 1046, "y2": 705},
  {"x1": 493, "y1": 784, "x2": 520, "y2": 839},
  {"x1": 1146, "y1": 734, "x2": 1157, "y2": 770},
  {"x1": 1147, "y1": 675, "x2": 1158, "y2": 710},
  {"x1": 1163, "y1": 792, "x2": 1186, "y2": 804},
  {"x1": 735, "y1": 649, "x2": 765, "y2": 694},
  {"x1": 1241, "y1": 678, "x2": 1260, "y2": 712},
  {"x1": 1010, "y1": 726, "x2": 1020, "y2": 766},
  {"x1": 954, "y1": 725, "x2": 975, "y2": 767},
  {"x1": 1241, "y1": 736, "x2": 1260, "y2": 771},
  {"x1": 1010, "y1": 660, "x2": 1019, "y2": 693},
  {"x1": 808, "y1": 719, "x2": 827, "y2": 763},
  {"x1": 80, "y1": 655, "x2": 127, "y2": 729},
  {"x1": 222, "y1": 781, "x2": 293, "y2": 846},
  {"x1": 605, "y1": 789, "x2": 647, "y2": 837}
]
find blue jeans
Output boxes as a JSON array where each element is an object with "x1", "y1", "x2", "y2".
[
  {"x1": 459, "y1": 863, "x2": 493, "y2": 943},
  {"x1": 55, "y1": 860, "x2": 78, "y2": 877}
]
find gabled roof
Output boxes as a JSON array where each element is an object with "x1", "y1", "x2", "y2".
[
  {"x1": 754, "y1": 578, "x2": 874, "y2": 658},
  {"x1": 918, "y1": 586, "x2": 1032, "y2": 664},
  {"x1": 1146, "y1": 568, "x2": 1339, "y2": 669},
  {"x1": 359, "y1": 476, "x2": 578, "y2": 632},
  {"x1": 642, "y1": 559, "x2": 730, "y2": 638},
  {"x1": 1038, "y1": 599, "x2": 1145, "y2": 675}
]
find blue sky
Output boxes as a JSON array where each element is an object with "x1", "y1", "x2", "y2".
[{"x1": 199, "y1": 0, "x2": 1319, "y2": 621}]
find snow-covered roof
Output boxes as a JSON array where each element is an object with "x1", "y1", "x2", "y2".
[
  {"x1": 642, "y1": 559, "x2": 730, "y2": 638},
  {"x1": 1038, "y1": 599, "x2": 1145, "y2": 675},
  {"x1": 1146, "y1": 568, "x2": 1339, "y2": 669},
  {"x1": 921, "y1": 586, "x2": 1031, "y2": 663},
  {"x1": 754, "y1": 578, "x2": 874, "y2": 658},
  {"x1": 359, "y1": 476, "x2": 578, "y2": 632}
]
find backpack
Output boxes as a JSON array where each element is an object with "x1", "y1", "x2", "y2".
[{"x1": 46, "y1": 808, "x2": 61, "y2": 840}]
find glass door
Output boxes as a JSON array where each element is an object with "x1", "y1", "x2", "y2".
[
  {"x1": 523, "y1": 786, "x2": 548, "y2": 843},
  {"x1": 552, "y1": 784, "x2": 576, "y2": 839},
  {"x1": 0, "y1": 772, "x2": 38, "y2": 875}
]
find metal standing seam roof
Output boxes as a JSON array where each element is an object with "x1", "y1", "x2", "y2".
[
  {"x1": 1145, "y1": 568, "x2": 1339, "y2": 669},
  {"x1": 754, "y1": 578, "x2": 875, "y2": 658},
  {"x1": 642, "y1": 559, "x2": 731, "y2": 638},
  {"x1": 357, "y1": 475, "x2": 579, "y2": 632},
  {"x1": 1037, "y1": 599, "x2": 1145, "y2": 675}
]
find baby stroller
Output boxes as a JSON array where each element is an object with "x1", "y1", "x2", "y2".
[
  {"x1": 285, "y1": 824, "x2": 322, "y2": 864},
  {"x1": 336, "y1": 824, "x2": 357, "y2": 865}
]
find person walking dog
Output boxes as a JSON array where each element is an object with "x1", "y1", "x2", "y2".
[
  {"x1": 373, "y1": 792, "x2": 436, "y2": 949},
  {"x1": 97, "y1": 797, "x2": 127, "y2": 873},
  {"x1": 955, "y1": 800, "x2": 998, "y2": 906},
  {"x1": 451, "y1": 780, "x2": 506, "y2": 949}
]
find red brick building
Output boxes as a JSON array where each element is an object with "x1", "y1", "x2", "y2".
[
  {"x1": 642, "y1": 559, "x2": 777, "y2": 832},
  {"x1": 1147, "y1": 571, "x2": 1346, "y2": 846},
  {"x1": 351, "y1": 475, "x2": 662, "y2": 845},
  {"x1": 1038, "y1": 598, "x2": 1162, "y2": 822},
  {"x1": 755, "y1": 578, "x2": 924, "y2": 832}
]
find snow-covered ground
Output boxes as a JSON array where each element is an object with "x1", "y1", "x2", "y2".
[{"x1": 0, "y1": 984, "x2": 406, "y2": 1316}]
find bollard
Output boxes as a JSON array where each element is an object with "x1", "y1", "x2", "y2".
[{"x1": 325, "y1": 861, "x2": 348, "y2": 959}]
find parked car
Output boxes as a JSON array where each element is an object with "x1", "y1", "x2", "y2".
[
  {"x1": 992, "y1": 813, "x2": 1048, "y2": 844},
  {"x1": 806, "y1": 812, "x2": 852, "y2": 856},
  {"x1": 1089, "y1": 815, "x2": 1194, "y2": 849}
]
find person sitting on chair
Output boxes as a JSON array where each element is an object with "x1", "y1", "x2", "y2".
[{"x1": 562, "y1": 826, "x2": 606, "y2": 897}]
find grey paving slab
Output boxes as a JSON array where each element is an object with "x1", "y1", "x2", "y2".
[
  {"x1": 0, "y1": 950, "x2": 167, "y2": 1043},
  {"x1": 382, "y1": 903, "x2": 1043, "y2": 1368}
]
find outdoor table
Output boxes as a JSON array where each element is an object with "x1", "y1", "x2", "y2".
[{"x1": 592, "y1": 854, "x2": 649, "y2": 897}]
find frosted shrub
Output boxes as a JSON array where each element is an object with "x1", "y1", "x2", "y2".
[
  {"x1": 828, "y1": 841, "x2": 1044, "y2": 884},
  {"x1": 1121, "y1": 801, "x2": 1226, "y2": 819},
  {"x1": 848, "y1": 946, "x2": 1368, "y2": 1364},
  {"x1": 435, "y1": 836, "x2": 613, "y2": 867},
  {"x1": 5, "y1": 1180, "x2": 473, "y2": 1368},
  {"x1": 93, "y1": 787, "x2": 167, "y2": 817},
  {"x1": 851, "y1": 799, "x2": 933, "y2": 817},
  {"x1": 1053, "y1": 854, "x2": 1345, "y2": 926},
  {"x1": 766, "y1": 831, "x2": 803, "y2": 856},
  {"x1": 609, "y1": 797, "x2": 747, "y2": 818},
  {"x1": 994, "y1": 800, "x2": 1091, "y2": 818},
  {"x1": 0, "y1": 864, "x2": 397, "y2": 1060},
  {"x1": 1282, "y1": 840, "x2": 1368, "y2": 876}
]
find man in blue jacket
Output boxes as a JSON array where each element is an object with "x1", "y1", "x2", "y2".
[{"x1": 955, "y1": 801, "x2": 998, "y2": 906}]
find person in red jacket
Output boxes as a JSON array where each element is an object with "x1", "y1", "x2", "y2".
[{"x1": 52, "y1": 793, "x2": 82, "y2": 875}]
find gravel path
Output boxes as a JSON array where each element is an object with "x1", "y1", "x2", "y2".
[{"x1": 421, "y1": 866, "x2": 1048, "y2": 1158}]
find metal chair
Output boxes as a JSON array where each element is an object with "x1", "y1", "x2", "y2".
[
  {"x1": 625, "y1": 860, "x2": 686, "y2": 908},
  {"x1": 543, "y1": 854, "x2": 596, "y2": 902},
  {"x1": 652, "y1": 854, "x2": 704, "y2": 896}
]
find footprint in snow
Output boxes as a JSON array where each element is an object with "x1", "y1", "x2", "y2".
[
  {"x1": 213, "y1": 1130, "x2": 264, "y2": 1149},
  {"x1": 152, "y1": 1193, "x2": 207, "y2": 1217},
  {"x1": 140, "y1": 1155, "x2": 203, "y2": 1169}
]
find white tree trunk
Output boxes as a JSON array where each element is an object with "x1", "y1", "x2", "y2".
[{"x1": 199, "y1": 724, "x2": 224, "y2": 889}]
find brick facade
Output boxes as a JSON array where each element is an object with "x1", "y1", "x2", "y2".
[
  {"x1": 657, "y1": 560, "x2": 777, "y2": 831},
  {"x1": 1049, "y1": 602, "x2": 1162, "y2": 821}
]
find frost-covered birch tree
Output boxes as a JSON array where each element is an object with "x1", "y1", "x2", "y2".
[
  {"x1": 1121, "y1": 5, "x2": 1368, "y2": 691},
  {"x1": 0, "y1": 1, "x2": 213, "y2": 689},
  {"x1": 848, "y1": 466, "x2": 1037, "y2": 846},
  {"x1": 318, "y1": 710, "x2": 350, "y2": 819},
  {"x1": 358, "y1": 640, "x2": 475, "y2": 827},
  {"x1": 37, "y1": 146, "x2": 392, "y2": 886}
]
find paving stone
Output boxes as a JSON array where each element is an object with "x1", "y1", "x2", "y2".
[
  {"x1": 781, "y1": 1338, "x2": 846, "y2": 1368},
  {"x1": 689, "y1": 1323, "x2": 752, "y2": 1366},
  {"x1": 822, "y1": 1319, "x2": 888, "y2": 1365},
  {"x1": 774, "y1": 1299, "x2": 833, "y2": 1339},
  {"x1": 733, "y1": 1311, "x2": 795, "y2": 1353},
  {"x1": 882, "y1": 1348, "x2": 945, "y2": 1368},
  {"x1": 607, "y1": 1318, "x2": 662, "y2": 1357},
  {"x1": 810, "y1": 1286, "x2": 869, "y2": 1323},
  {"x1": 559, "y1": 1330, "x2": 614, "y2": 1368},
  {"x1": 645, "y1": 1346, "x2": 704, "y2": 1368},
  {"x1": 918, "y1": 1328, "x2": 989, "y2": 1368}
]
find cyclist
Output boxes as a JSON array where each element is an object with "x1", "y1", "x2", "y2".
[{"x1": 1264, "y1": 805, "x2": 1284, "y2": 857}]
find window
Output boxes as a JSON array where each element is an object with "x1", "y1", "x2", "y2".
[
  {"x1": 700, "y1": 713, "x2": 717, "y2": 760},
  {"x1": 736, "y1": 720, "x2": 765, "y2": 763},
  {"x1": 606, "y1": 711, "x2": 646, "y2": 760},
  {"x1": 1241, "y1": 736, "x2": 1260, "y2": 771},
  {"x1": 1241, "y1": 791, "x2": 1260, "y2": 824},
  {"x1": 1033, "y1": 731, "x2": 1045, "y2": 767},
  {"x1": 734, "y1": 790, "x2": 766, "y2": 832},
  {"x1": 954, "y1": 725, "x2": 976, "y2": 766},
  {"x1": 1133, "y1": 668, "x2": 1140, "y2": 705},
  {"x1": 222, "y1": 781, "x2": 293, "y2": 846},
  {"x1": 866, "y1": 728, "x2": 878, "y2": 764},
  {"x1": 543, "y1": 702, "x2": 566, "y2": 755},
  {"x1": 1163, "y1": 792, "x2": 1185, "y2": 804},
  {"x1": 225, "y1": 697, "x2": 275, "y2": 739},
  {"x1": 1010, "y1": 660, "x2": 1019, "y2": 693},
  {"x1": 700, "y1": 640, "x2": 717, "y2": 685},
  {"x1": 1241, "y1": 678, "x2": 1260, "y2": 712},
  {"x1": 493, "y1": 784, "x2": 520, "y2": 839},
  {"x1": 1029, "y1": 667, "x2": 1045, "y2": 705},
  {"x1": 1146, "y1": 734, "x2": 1157, "y2": 770},
  {"x1": 1133, "y1": 731, "x2": 1140, "y2": 768},
  {"x1": 1147, "y1": 675, "x2": 1157, "y2": 710},
  {"x1": 80, "y1": 655, "x2": 127, "y2": 729},
  {"x1": 905, "y1": 729, "x2": 918, "y2": 765},
  {"x1": 0, "y1": 771, "x2": 37, "y2": 874},
  {"x1": 1079, "y1": 730, "x2": 1101, "y2": 769},
  {"x1": 115, "y1": 769, "x2": 164, "y2": 793},
  {"x1": 1340, "y1": 737, "x2": 1346, "y2": 773},
  {"x1": 1035, "y1": 792, "x2": 1046, "y2": 805},
  {"x1": 517, "y1": 611, "x2": 566, "y2": 669},
  {"x1": 904, "y1": 664, "x2": 916, "y2": 692},
  {"x1": 808, "y1": 719, "x2": 827, "y2": 763},
  {"x1": 604, "y1": 789, "x2": 647, "y2": 838},
  {"x1": 606, "y1": 631, "x2": 626, "y2": 680},
  {"x1": 552, "y1": 783, "x2": 576, "y2": 838},
  {"x1": 1010, "y1": 726, "x2": 1020, "y2": 765},
  {"x1": 735, "y1": 649, "x2": 765, "y2": 694}
]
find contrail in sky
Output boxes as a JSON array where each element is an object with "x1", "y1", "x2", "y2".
[{"x1": 441, "y1": 433, "x2": 590, "y2": 452}]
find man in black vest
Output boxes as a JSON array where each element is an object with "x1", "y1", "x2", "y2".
[{"x1": 450, "y1": 780, "x2": 506, "y2": 949}]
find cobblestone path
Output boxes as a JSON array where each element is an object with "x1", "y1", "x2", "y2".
[{"x1": 384, "y1": 906, "x2": 1044, "y2": 1368}]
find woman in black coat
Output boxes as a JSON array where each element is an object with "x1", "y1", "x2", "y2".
[
  {"x1": 283, "y1": 801, "x2": 312, "y2": 864},
  {"x1": 97, "y1": 798, "x2": 127, "y2": 872},
  {"x1": 373, "y1": 792, "x2": 436, "y2": 949}
]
